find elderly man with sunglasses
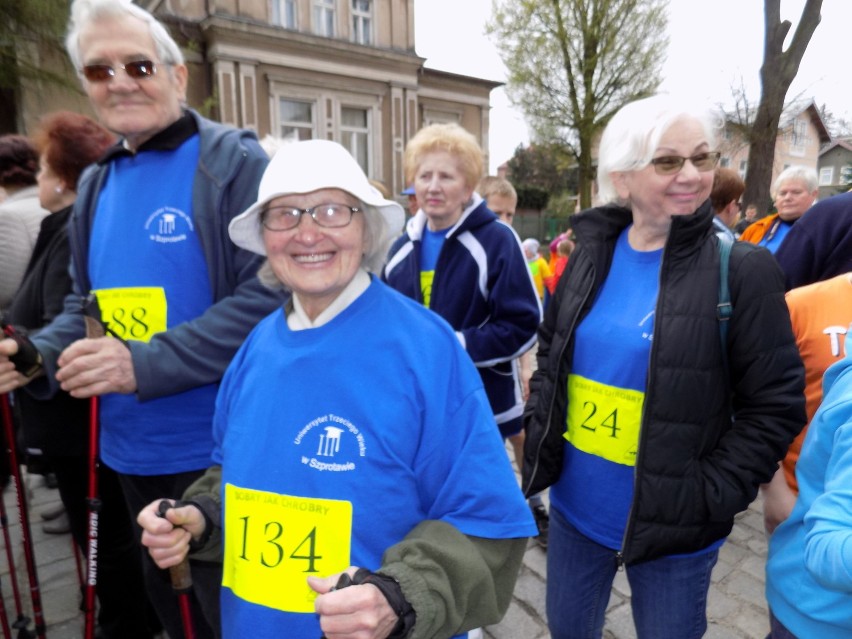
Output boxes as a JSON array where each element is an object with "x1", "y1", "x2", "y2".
[{"x1": 0, "y1": 1, "x2": 283, "y2": 637}]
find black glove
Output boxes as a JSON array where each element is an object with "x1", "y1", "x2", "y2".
[{"x1": 2, "y1": 324, "x2": 42, "y2": 378}]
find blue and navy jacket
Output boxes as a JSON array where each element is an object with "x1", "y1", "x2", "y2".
[{"x1": 383, "y1": 194, "x2": 541, "y2": 433}]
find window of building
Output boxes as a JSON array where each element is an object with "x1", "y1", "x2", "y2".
[
  {"x1": 279, "y1": 99, "x2": 315, "y2": 141},
  {"x1": 819, "y1": 166, "x2": 834, "y2": 185},
  {"x1": 790, "y1": 119, "x2": 808, "y2": 156},
  {"x1": 313, "y1": 0, "x2": 336, "y2": 37},
  {"x1": 351, "y1": 0, "x2": 372, "y2": 45},
  {"x1": 341, "y1": 106, "x2": 370, "y2": 173},
  {"x1": 271, "y1": 0, "x2": 296, "y2": 28},
  {"x1": 841, "y1": 165, "x2": 852, "y2": 185},
  {"x1": 720, "y1": 157, "x2": 730, "y2": 168},
  {"x1": 423, "y1": 108, "x2": 462, "y2": 126},
  {"x1": 738, "y1": 159, "x2": 748, "y2": 179}
]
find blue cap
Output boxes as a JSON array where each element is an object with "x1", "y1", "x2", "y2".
[{"x1": 401, "y1": 185, "x2": 415, "y2": 195}]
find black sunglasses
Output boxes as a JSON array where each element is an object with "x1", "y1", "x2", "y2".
[{"x1": 81, "y1": 60, "x2": 158, "y2": 83}]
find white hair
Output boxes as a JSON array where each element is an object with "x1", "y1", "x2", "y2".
[
  {"x1": 66, "y1": 0, "x2": 184, "y2": 71},
  {"x1": 772, "y1": 165, "x2": 818, "y2": 197},
  {"x1": 596, "y1": 94, "x2": 723, "y2": 205}
]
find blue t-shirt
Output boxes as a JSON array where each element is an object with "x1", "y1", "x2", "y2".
[
  {"x1": 759, "y1": 218, "x2": 793, "y2": 253},
  {"x1": 551, "y1": 227, "x2": 660, "y2": 549},
  {"x1": 88, "y1": 135, "x2": 217, "y2": 474},
  {"x1": 420, "y1": 225, "x2": 449, "y2": 307},
  {"x1": 214, "y1": 278, "x2": 536, "y2": 638}
]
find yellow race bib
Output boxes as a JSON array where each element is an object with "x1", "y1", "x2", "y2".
[
  {"x1": 420, "y1": 270, "x2": 435, "y2": 308},
  {"x1": 222, "y1": 484, "x2": 353, "y2": 613},
  {"x1": 94, "y1": 287, "x2": 167, "y2": 343},
  {"x1": 565, "y1": 374, "x2": 644, "y2": 467}
]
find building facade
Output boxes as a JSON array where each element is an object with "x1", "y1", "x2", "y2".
[
  {"x1": 717, "y1": 100, "x2": 830, "y2": 198},
  {"x1": 817, "y1": 138, "x2": 852, "y2": 200},
  {"x1": 20, "y1": 0, "x2": 500, "y2": 198}
]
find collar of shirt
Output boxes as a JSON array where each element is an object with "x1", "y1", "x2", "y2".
[{"x1": 97, "y1": 111, "x2": 199, "y2": 164}]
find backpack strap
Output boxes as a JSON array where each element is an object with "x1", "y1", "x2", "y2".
[{"x1": 716, "y1": 234, "x2": 734, "y2": 368}]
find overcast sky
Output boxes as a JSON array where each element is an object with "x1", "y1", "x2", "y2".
[{"x1": 414, "y1": 0, "x2": 852, "y2": 173}]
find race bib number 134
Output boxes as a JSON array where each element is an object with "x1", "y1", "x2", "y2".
[{"x1": 222, "y1": 484, "x2": 353, "y2": 613}]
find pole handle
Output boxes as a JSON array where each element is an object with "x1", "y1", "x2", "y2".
[
  {"x1": 156, "y1": 500, "x2": 194, "y2": 592},
  {"x1": 82, "y1": 294, "x2": 106, "y2": 339}
]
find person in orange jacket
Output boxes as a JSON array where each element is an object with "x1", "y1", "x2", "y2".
[{"x1": 740, "y1": 166, "x2": 817, "y2": 253}]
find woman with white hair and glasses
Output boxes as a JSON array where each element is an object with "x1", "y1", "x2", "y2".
[
  {"x1": 137, "y1": 140, "x2": 536, "y2": 639},
  {"x1": 521, "y1": 94, "x2": 806, "y2": 639}
]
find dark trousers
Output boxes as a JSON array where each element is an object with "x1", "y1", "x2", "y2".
[
  {"x1": 49, "y1": 456, "x2": 160, "y2": 639},
  {"x1": 118, "y1": 470, "x2": 222, "y2": 639}
]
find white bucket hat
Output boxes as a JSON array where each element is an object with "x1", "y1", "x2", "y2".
[{"x1": 229, "y1": 139, "x2": 405, "y2": 255}]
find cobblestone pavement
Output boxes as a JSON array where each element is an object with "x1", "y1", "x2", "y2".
[
  {"x1": 484, "y1": 452, "x2": 773, "y2": 639},
  {"x1": 0, "y1": 467, "x2": 772, "y2": 639}
]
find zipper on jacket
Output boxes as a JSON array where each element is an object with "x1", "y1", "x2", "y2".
[
  {"x1": 525, "y1": 265, "x2": 594, "y2": 497},
  {"x1": 618, "y1": 239, "x2": 670, "y2": 563}
]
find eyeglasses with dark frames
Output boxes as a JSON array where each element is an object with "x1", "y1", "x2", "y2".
[
  {"x1": 261, "y1": 203, "x2": 362, "y2": 231},
  {"x1": 649, "y1": 151, "x2": 721, "y2": 176},
  {"x1": 81, "y1": 60, "x2": 159, "y2": 83}
]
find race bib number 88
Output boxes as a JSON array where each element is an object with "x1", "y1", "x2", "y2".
[
  {"x1": 565, "y1": 374, "x2": 643, "y2": 467},
  {"x1": 222, "y1": 484, "x2": 352, "y2": 613},
  {"x1": 94, "y1": 287, "x2": 167, "y2": 343}
]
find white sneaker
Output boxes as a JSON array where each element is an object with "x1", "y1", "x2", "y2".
[{"x1": 468, "y1": 629, "x2": 483, "y2": 639}]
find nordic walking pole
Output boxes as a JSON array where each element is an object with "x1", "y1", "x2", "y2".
[
  {"x1": 0, "y1": 483, "x2": 26, "y2": 635},
  {"x1": 0, "y1": 574, "x2": 13, "y2": 639},
  {"x1": 157, "y1": 501, "x2": 196, "y2": 639},
  {"x1": 0, "y1": 392, "x2": 43, "y2": 639},
  {"x1": 71, "y1": 539, "x2": 84, "y2": 592},
  {"x1": 81, "y1": 294, "x2": 105, "y2": 639}
]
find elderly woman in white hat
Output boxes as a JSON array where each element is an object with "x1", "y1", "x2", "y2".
[{"x1": 136, "y1": 140, "x2": 535, "y2": 639}]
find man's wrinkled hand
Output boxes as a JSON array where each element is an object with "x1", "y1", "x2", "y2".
[{"x1": 56, "y1": 337, "x2": 136, "y2": 397}]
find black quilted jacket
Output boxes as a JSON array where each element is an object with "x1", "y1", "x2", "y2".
[{"x1": 522, "y1": 201, "x2": 805, "y2": 565}]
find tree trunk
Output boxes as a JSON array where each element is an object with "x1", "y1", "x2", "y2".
[{"x1": 741, "y1": 0, "x2": 822, "y2": 215}]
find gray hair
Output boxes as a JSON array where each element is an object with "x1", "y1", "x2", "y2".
[
  {"x1": 772, "y1": 165, "x2": 818, "y2": 198},
  {"x1": 256, "y1": 201, "x2": 392, "y2": 290},
  {"x1": 596, "y1": 94, "x2": 723, "y2": 205},
  {"x1": 66, "y1": 0, "x2": 184, "y2": 71}
]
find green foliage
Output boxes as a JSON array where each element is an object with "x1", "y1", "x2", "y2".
[
  {"x1": 516, "y1": 185, "x2": 551, "y2": 210},
  {"x1": 507, "y1": 141, "x2": 577, "y2": 195},
  {"x1": 0, "y1": 0, "x2": 71, "y2": 88},
  {"x1": 488, "y1": 0, "x2": 667, "y2": 208}
]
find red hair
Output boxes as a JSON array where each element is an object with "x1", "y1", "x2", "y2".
[{"x1": 32, "y1": 111, "x2": 115, "y2": 190}]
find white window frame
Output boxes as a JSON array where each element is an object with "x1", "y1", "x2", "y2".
[
  {"x1": 351, "y1": 0, "x2": 372, "y2": 45},
  {"x1": 422, "y1": 108, "x2": 462, "y2": 126},
  {"x1": 340, "y1": 105, "x2": 372, "y2": 174},
  {"x1": 278, "y1": 98, "x2": 317, "y2": 142},
  {"x1": 819, "y1": 166, "x2": 834, "y2": 186},
  {"x1": 271, "y1": 0, "x2": 296, "y2": 28},
  {"x1": 738, "y1": 159, "x2": 748, "y2": 180},
  {"x1": 790, "y1": 119, "x2": 808, "y2": 156},
  {"x1": 720, "y1": 157, "x2": 730, "y2": 168},
  {"x1": 841, "y1": 164, "x2": 852, "y2": 185},
  {"x1": 312, "y1": 0, "x2": 336, "y2": 37}
]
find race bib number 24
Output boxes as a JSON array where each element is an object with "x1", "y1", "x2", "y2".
[{"x1": 565, "y1": 374, "x2": 644, "y2": 467}]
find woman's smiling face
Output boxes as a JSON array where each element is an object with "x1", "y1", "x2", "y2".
[
  {"x1": 262, "y1": 188, "x2": 366, "y2": 320},
  {"x1": 612, "y1": 117, "x2": 715, "y2": 224}
]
